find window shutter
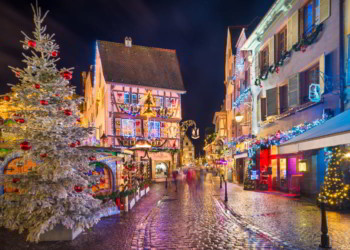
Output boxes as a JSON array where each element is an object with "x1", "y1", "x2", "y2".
[
  {"x1": 257, "y1": 97, "x2": 261, "y2": 122},
  {"x1": 115, "y1": 118, "x2": 121, "y2": 136},
  {"x1": 261, "y1": 98, "x2": 267, "y2": 121},
  {"x1": 299, "y1": 8, "x2": 304, "y2": 38},
  {"x1": 269, "y1": 37, "x2": 275, "y2": 66},
  {"x1": 266, "y1": 88, "x2": 277, "y2": 116},
  {"x1": 143, "y1": 120, "x2": 148, "y2": 138},
  {"x1": 287, "y1": 17, "x2": 293, "y2": 50},
  {"x1": 319, "y1": 53, "x2": 325, "y2": 94},
  {"x1": 320, "y1": 0, "x2": 330, "y2": 23},
  {"x1": 255, "y1": 52, "x2": 260, "y2": 78},
  {"x1": 160, "y1": 122, "x2": 166, "y2": 138},
  {"x1": 292, "y1": 11, "x2": 299, "y2": 46},
  {"x1": 288, "y1": 74, "x2": 300, "y2": 107},
  {"x1": 135, "y1": 119, "x2": 142, "y2": 137}
]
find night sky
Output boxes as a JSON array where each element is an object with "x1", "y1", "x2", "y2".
[{"x1": 0, "y1": 0, "x2": 275, "y2": 155}]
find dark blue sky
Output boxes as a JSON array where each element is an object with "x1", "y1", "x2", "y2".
[{"x1": 0, "y1": 0, "x2": 275, "y2": 154}]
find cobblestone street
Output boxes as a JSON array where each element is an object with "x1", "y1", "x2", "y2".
[
  {"x1": 2, "y1": 173, "x2": 350, "y2": 249},
  {"x1": 1, "y1": 173, "x2": 289, "y2": 250},
  {"x1": 213, "y1": 176, "x2": 350, "y2": 250}
]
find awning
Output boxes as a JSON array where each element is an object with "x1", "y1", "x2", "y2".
[{"x1": 279, "y1": 109, "x2": 350, "y2": 154}]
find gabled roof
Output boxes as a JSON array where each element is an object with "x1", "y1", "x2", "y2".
[{"x1": 97, "y1": 40, "x2": 186, "y2": 92}]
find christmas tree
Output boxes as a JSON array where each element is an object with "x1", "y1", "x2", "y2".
[
  {"x1": 0, "y1": 3, "x2": 102, "y2": 242},
  {"x1": 318, "y1": 147, "x2": 349, "y2": 209}
]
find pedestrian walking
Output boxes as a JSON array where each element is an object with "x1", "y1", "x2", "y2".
[{"x1": 172, "y1": 170, "x2": 178, "y2": 192}]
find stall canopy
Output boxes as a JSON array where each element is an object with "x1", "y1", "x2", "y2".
[{"x1": 279, "y1": 109, "x2": 350, "y2": 154}]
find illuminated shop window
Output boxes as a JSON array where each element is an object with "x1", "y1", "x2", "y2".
[
  {"x1": 121, "y1": 119, "x2": 135, "y2": 136},
  {"x1": 148, "y1": 121, "x2": 160, "y2": 138}
]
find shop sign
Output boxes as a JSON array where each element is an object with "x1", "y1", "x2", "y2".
[
  {"x1": 251, "y1": 170, "x2": 260, "y2": 180},
  {"x1": 297, "y1": 159, "x2": 308, "y2": 172}
]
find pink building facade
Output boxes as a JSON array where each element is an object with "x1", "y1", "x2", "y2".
[{"x1": 82, "y1": 38, "x2": 186, "y2": 181}]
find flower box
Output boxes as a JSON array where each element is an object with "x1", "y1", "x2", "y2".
[
  {"x1": 39, "y1": 224, "x2": 83, "y2": 242},
  {"x1": 140, "y1": 189, "x2": 145, "y2": 197},
  {"x1": 129, "y1": 197, "x2": 135, "y2": 210}
]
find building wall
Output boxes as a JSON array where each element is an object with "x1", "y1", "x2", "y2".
[
  {"x1": 250, "y1": 0, "x2": 341, "y2": 137},
  {"x1": 182, "y1": 135, "x2": 195, "y2": 165}
]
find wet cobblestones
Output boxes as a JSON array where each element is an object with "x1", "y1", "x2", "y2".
[
  {"x1": 131, "y1": 176, "x2": 285, "y2": 249},
  {"x1": 214, "y1": 176, "x2": 350, "y2": 250},
  {"x1": 3, "y1": 174, "x2": 349, "y2": 249}
]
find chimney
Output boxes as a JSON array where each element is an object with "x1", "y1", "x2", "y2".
[{"x1": 124, "y1": 37, "x2": 132, "y2": 47}]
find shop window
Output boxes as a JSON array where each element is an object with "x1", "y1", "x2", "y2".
[
  {"x1": 260, "y1": 46, "x2": 269, "y2": 73},
  {"x1": 279, "y1": 85, "x2": 288, "y2": 113},
  {"x1": 148, "y1": 121, "x2": 160, "y2": 138},
  {"x1": 131, "y1": 94, "x2": 138, "y2": 104},
  {"x1": 124, "y1": 92, "x2": 130, "y2": 104},
  {"x1": 276, "y1": 26, "x2": 287, "y2": 62},
  {"x1": 156, "y1": 162, "x2": 168, "y2": 178},
  {"x1": 165, "y1": 98, "x2": 171, "y2": 108},
  {"x1": 300, "y1": 64, "x2": 319, "y2": 104},
  {"x1": 121, "y1": 119, "x2": 135, "y2": 137}
]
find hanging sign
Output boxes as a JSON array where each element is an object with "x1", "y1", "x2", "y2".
[{"x1": 309, "y1": 83, "x2": 321, "y2": 102}]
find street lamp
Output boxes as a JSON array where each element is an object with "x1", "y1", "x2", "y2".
[
  {"x1": 235, "y1": 112, "x2": 244, "y2": 123},
  {"x1": 178, "y1": 120, "x2": 200, "y2": 168}
]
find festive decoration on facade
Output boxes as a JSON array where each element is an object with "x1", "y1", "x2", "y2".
[
  {"x1": 232, "y1": 87, "x2": 251, "y2": 109},
  {"x1": 318, "y1": 147, "x2": 350, "y2": 209},
  {"x1": 254, "y1": 23, "x2": 323, "y2": 87},
  {"x1": 0, "y1": 3, "x2": 101, "y2": 242},
  {"x1": 141, "y1": 91, "x2": 157, "y2": 118}
]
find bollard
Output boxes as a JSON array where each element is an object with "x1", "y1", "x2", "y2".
[
  {"x1": 220, "y1": 175, "x2": 222, "y2": 189},
  {"x1": 165, "y1": 177, "x2": 168, "y2": 189},
  {"x1": 224, "y1": 180, "x2": 228, "y2": 202},
  {"x1": 319, "y1": 202, "x2": 331, "y2": 249}
]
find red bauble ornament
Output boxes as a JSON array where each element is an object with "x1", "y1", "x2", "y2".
[
  {"x1": 28, "y1": 40, "x2": 36, "y2": 48},
  {"x1": 51, "y1": 51, "x2": 59, "y2": 57},
  {"x1": 74, "y1": 186, "x2": 83, "y2": 193},
  {"x1": 76, "y1": 118, "x2": 81, "y2": 123},
  {"x1": 15, "y1": 118, "x2": 25, "y2": 124},
  {"x1": 136, "y1": 121, "x2": 141, "y2": 126},
  {"x1": 20, "y1": 141, "x2": 31, "y2": 151},
  {"x1": 40, "y1": 153, "x2": 47, "y2": 158},
  {"x1": 55, "y1": 93, "x2": 60, "y2": 97},
  {"x1": 64, "y1": 109, "x2": 72, "y2": 116},
  {"x1": 61, "y1": 71, "x2": 72, "y2": 80},
  {"x1": 69, "y1": 143, "x2": 76, "y2": 148},
  {"x1": 15, "y1": 71, "x2": 21, "y2": 77},
  {"x1": 34, "y1": 84, "x2": 40, "y2": 89},
  {"x1": 12, "y1": 178, "x2": 20, "y2": 183},
  {"x1": 89, "y1": 156, "x2": 96, "y2": 161},
  {"x1": 76, "y1": 140, "x2": 81, "y2": 146},
  {"x1": 4, "y1": 96, "x2": 10, "y2": 101},
  {"x1": 40, "y1": 100, "x2": 48, "y2": 105}
]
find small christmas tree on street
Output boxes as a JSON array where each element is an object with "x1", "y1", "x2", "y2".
[
  {"x1": 0, "y1": 3, "x2": 102, "y2": 242},
  {"x1": 318, "y1": 147, "x2": 349, "y2": 209}
]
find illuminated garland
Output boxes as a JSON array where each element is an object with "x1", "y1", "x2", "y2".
[
  {"x1": 119, "y1": 104, "x2": 141, "y2": 116},
  {"x1": 255, "y1": 23, "x2": 323, "y2": 87},
  {"x1": 204, "y1": 132, "x2": 217, "y2": 146},
  {"x1": 232, "y1": 87, "x2": 251, "y2": 109},
  {"x1": 250, "y1": 117, "x2": 327, "y2": 149}
]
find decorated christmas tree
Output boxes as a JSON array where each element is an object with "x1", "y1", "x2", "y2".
[
  {"x1": 318, "y1": 147, "x2": 349, "y2": 209},
  {"x1": 0, "y1": 3, "x2": 102, "y2": 242}
]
